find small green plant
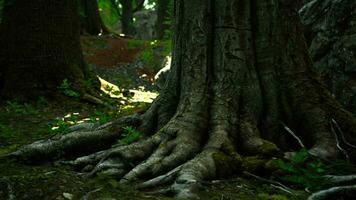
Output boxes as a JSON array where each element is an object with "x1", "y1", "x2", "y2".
[
  {"x1": 58, "y1": 79, "x2": 80, "y2": 98},
  {"x1": 36, "y1": 96, "x2": 49, "y2": 107},
  {"x1": 49, "y1": 113, "x2": 80, "y2": 134},
  {"x1": 276, "y1": 148, "x2": 328, "y2": 190},
  {"x1": 104, "y1": 85, "x2": 122, "y2": 97},
  {"x1": 117, "y1": 126, "x2": 141, "y2": 145},
  {"x1": 49, "y1": 119, "x2": 70, "y2": 134},
  {"x1": 84, "y1": 78, "x2": 97, "y2": 89},
  {"x1": 5, "y1": 101, "x2": 39, "y2": 115},
  {"x1": 257, "y1": 193, "x2": 289, "y2": 200},
  {"x1": 0, "y1": 123, "x2": 13, "y2": 139},
  {"x1": 93, "y1": 111, "x2": 113, "y2": 124},
  {"x1": 139, "y1": 50, "x2": 154, "y2": 64}
]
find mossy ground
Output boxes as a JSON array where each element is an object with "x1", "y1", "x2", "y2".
[{"x1": 0, "y1": 36, "x2": 308, "y2": 200}]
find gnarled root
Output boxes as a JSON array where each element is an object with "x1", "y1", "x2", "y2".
[{"x1": 58, "y1": 112, "x2": 280, "y2": 198}]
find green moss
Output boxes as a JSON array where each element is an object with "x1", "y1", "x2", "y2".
[
  {"x1": 242, "y1": 156, "x2": 267, "y2": 173},
  {"x1": 0, "y1": 144, "x2": 19, "y2": 155},
  {"x1": 212, "y1": 143, "x2": 242, "y2": 178},
  {"x1": 258, "y1": 140, "x2": 281, "y2": 156},
  {"x1": 264, "y1": 159, "x2": 280, "y2": 172},
  {"x1": 258, "y1": 193, "x2": 289, "y2": 200},
  {"x1": 127, "y1": 39, "x2": 146, "y2": 49}
]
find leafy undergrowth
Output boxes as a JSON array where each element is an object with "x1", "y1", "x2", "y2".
[{"x1": 273, "y1": 148, "x2": 356, "y2": 193}]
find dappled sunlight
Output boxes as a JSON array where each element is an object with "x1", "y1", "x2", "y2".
[{"x1": 98, "y1": 76, "x2": 158, "y2": 103}]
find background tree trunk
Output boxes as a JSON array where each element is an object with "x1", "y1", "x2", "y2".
[
  {"x1": 80, "y1": 0, "x2": 110, "y2": 35},
  {"x1": 300, "y1": 0, "x2": 356, "y2": 114},
  {"x1": 155, "y1": 0, "x2": 170, "y2": 39},
  {"x1": 0, "y1": 0, "x2": 98, "y2": 100},
  {"x1": 120, "y1": 0, "x2": 135, "y2": 36}
]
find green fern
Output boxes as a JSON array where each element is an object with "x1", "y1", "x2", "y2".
[
  {"x1": 276, "y1": 148, "x2": 328, "y2": 190},
  {"x1": 117, "y1": 126, "x2": 141, "y2": 145},
  {"x1": 58, "y1": 79, "x2": 80, "y2": 98}
]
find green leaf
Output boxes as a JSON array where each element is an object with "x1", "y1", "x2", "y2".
[
  {"x1": 282, "y1": 175, "x2": 307, "y2": 185},
  {"x1": 277, "y1": 160, "x2": 297, "y2": 173},
  {"x1": 291, "y1": 148, "x2": 309, "y2": 164}
]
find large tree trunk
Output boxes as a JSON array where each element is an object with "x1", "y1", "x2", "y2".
[
  {"x1": 80, "y1": 0, "x2": 110, "y2": 35},
  {"x1": 6, "y1": 0, "x2": 356, "y2": 198},
  {"x1": 0, "y1": 0, "x2": 99, "y2": 100}
]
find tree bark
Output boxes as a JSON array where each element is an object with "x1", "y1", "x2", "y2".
[
  {"x1": 0, "y1": 0, "x2": 99, "y2": 100},
  {"x1": 300, "y1": 0, "x2": 356, "y2": 114},
  {"x1": 6, "y1": 0, "x2": 356, "y2": 198},
  {"x1": 155, "y1": 0, "x2": 170, "y2": 39},
  {"x1": 120, "y1": 0, "x2": 135, "y2": 36},
  {"x1": 80, "y1": 0, "x2": 110, "y2": 35}
]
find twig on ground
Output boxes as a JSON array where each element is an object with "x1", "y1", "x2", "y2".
[
  {"x1": 330, "y1": 121, "x2": 349, "y2": 161},
  {"x1": 270, "y1": 184, "x2": 294, "y2": 195},
  {"x1": 80, "y1": 187, "x2": 102, "y2": 200},
  {"x1": 280, "y1": 121, "x2": 305, "y2": 148},
  {"x1": 243, "y1": 171, "x2": 295, "y2": 195},
  {"x1": 332, "y1": 118, "x2": 356, "y2": 149}
]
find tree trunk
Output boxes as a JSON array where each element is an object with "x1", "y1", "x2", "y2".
[
  {"x1": 300, "y1": 0, "x2": 356, "y2": 114},
  {"x1": 120, "y1": 0, "x2": 135, "y2": 36},
  {"x1": 155, "y1": 0, "x2": 170, "y2": 39},
  {"x1": 80, "y1": 0, "x2": 110, "y2": 35},
  {"x1": 6, "y1": 0, "x2": 356, "y2": 198},
  {"x1": 0, "y1": 0, "x2": 99, "y2": 100}
]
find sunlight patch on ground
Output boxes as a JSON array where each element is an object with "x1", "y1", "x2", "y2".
[{"x1": 98, "y1": 76, "x2": 158, "y2": 103}]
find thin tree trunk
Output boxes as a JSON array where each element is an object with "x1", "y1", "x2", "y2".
[
  {"x1": 110, "y1": 0, "x2": 121, "y2": 17},
  {"x1": 80, "y1": 0, "x2": 110, "y2": 35},
  {"x1": 120, "y1": 0, "x2": 135, "y2": 36},
  {"x1": 155, "y1": 0, "x2": 170, "y2": 39}
]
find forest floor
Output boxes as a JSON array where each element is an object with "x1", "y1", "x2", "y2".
[{"x1": 0, "y1": 35, "x2": 307, "y2": 200}]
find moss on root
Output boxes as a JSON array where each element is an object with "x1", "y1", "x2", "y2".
[
  {"x1": 242, "y1": 156, "x2": 268, "y2": 174},
  {"x1": 257, "y1": 140, "x2": 281, "y2": 157},
  {"x1": 212, "y1": 143, "x2": 243, "y2": 178}
]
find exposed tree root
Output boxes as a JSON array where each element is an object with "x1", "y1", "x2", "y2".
[
  {"x1": 308, "y1": 185, "x2": 356, "y2": 200},
  {"x1": 3, "y1": 115, "x2": 141, "y2": 162},
  {"x1": 243, "y1": 171, "x2": 295, "y2": 195},
  {"x1": 324, "y1": 175, "x2": 356, "y2": 185}
]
